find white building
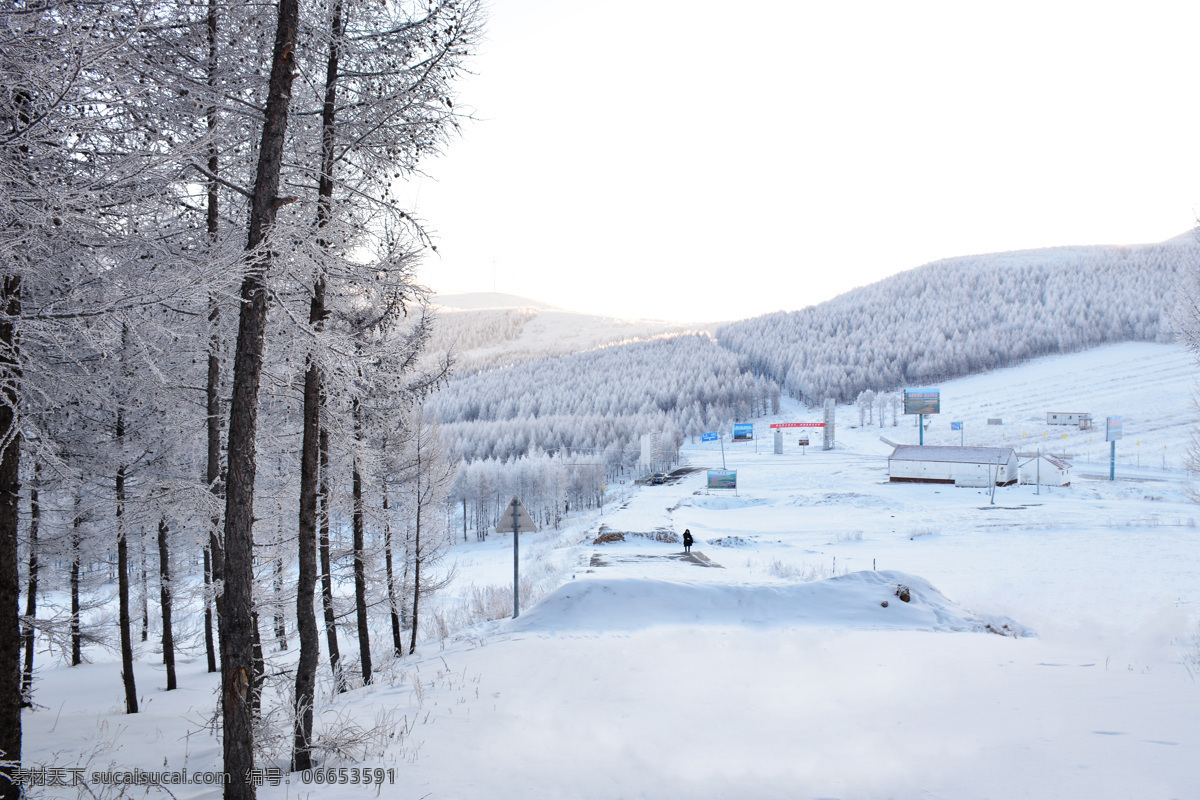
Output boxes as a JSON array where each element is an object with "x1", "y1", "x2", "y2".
[
  {"x1": 1019, "y1": 453, "x2": 1071, "y2": 487},
  {"x1": 888, "y1": 445, "x2": 1018, "y2": 487},
  {"x1": 1046, "y1": 412, "x2": 1092, "y2": 430}
]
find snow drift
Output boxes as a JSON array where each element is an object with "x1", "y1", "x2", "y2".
[{"x1": 509, "y1": 570, "x2": 1032, "y2": 637}]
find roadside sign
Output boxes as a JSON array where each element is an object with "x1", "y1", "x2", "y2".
[
  {"x1": 707, "y1": 470, "x2": 737, "y2": 489},
  {"x1": 701, "y1": 432, "x2": 718, "y2": 442},
  {"x1": 732, "y1": 423, "x2": 753, "y2": 441},
  {"x1": 496, "y1": 496, "x2": 537, "y2": 619},
  {"x1": 1106, "y1": 416, "x2": 1123, "y2": 442},
  {"x1": 950, "y1": 422, "x2": 962, "y2": 431},
  {"x1": 494, "y1": 496, "x2": 537, "y2": 534},
  {"x1": 769, "y1": 422, "x2": 825, "y2": 428}
]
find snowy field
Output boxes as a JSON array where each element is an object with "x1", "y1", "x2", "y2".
[{"x1": 21, "y1": 341, "x2": 1200, "y2": 800}]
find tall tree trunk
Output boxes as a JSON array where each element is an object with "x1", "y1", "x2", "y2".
[
  {"x1": 19, "y1": 463, "x2": 38, "y2": 706},
  {"x1": 408, "y1": 494, "x2": 421, "y2": 656},
  {"x1": 400, "y1": 521, "x2": 411, "y2": 628},
  {"x1": 70, "y1": 497, "x2": 82, "y2": 667},
  {"x1": 349, "y1": 362, "x2": 372, "y2": 682},
  {"x1": 139, "y1": 530, "x2": 149, "y2": 642},
  {"x1": 292, "y1": 0, "x2": 341, "y2": 767},
  {"x1": 203, "y1": 545, "x2": 216, "y2": 673},
  {"x1": 250, "y1": 610, "x2": 264, "y2": 720},
  {"x1": 318, "y1": 426, "x2": 343, "y2": 692},
  {"x1": 205, "y1": 286, "x2": 224, "y2": 673},
  {"x1": 0, "y1": 271, "x2": 21, "y2": 797},
  {"x1": 272, "y1": 557, "x2": 286, "y2": 650},
  {"x1": 383, "y1": 479, "x2": 403, "y2": 658},
  {"x1": 352, "y1": 447, "x2": 372, "y2": 683},
  {"x1": 408, "y1": 429, "x2": 424, "y2": 656},
  {"x1": 203, "y1": 0, "x2": 225, "y2": 677},
  {"x1": 157, "y1": 516, "x2": 176, "y2": 691},
  {"x1": 220, "y1": 0, "x2": 300, "y2": 794},
  {"x1": 291, "y1": 350, "x2": 320, "y2": 767},
  {"x1": 116, "y1": 408, "x2": 138, "y2": 714}
]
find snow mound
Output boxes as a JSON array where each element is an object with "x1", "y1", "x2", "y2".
[{"x1": 511, "y1": 571, "x2": 1033, "y2": 637}]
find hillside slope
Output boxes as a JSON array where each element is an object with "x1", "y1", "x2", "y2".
[
  {"x1": 427, "y1": 292, "x2": 713, "y2": 375},
  {"x1": 717, "y1": 235, "x2": 1196, "y2": 403},
  {"x1": 20, "y1": 341, "x2": 1200, "y2": 800}
]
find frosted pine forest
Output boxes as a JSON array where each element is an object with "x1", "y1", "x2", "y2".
[{"x1": 5, "y1": 2, "x2": 1200, "y2": 800}]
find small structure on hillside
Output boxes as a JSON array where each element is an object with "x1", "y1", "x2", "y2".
[
  {"x1": 1019, "y1": 453, "x2": 1071, "y2": 487},
  {"x1": 1046, "y1": 412, "x2": 1092, "y2": 430},
  {"x1": 888, "y1": 445, "x2": 1018, "y2": 487}
]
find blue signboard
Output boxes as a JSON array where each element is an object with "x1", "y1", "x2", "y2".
[
  {"x1": 707, "y1": 470, "x2": 737, "y2": 489},
  {"x1": 701, "y1": 432, "x2": 718, "y2": 442},
  {"x1": 950, "y1": 421, "x2": 962, "y2": 431},
  {"x1": 732, "y1": 423, "x2": 754, "y2": 441}
]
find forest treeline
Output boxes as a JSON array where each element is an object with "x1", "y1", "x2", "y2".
[
  {"x1": 432, "y1": 333, "x2": 781, "y2": 460},
  {"x1": 3, "y1": 1, "x2": 482, "y2": 796},
  {"x1": 716, "y1": 238, "x2": 1193, "y2": 403}
]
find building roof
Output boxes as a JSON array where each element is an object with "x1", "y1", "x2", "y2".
[
  {"x1": 1022, "y1": 453, "x2": 1071, "y2": 470},
  {"x1": 889, "y1": 445, "x2": 1015, "y2": 465}
]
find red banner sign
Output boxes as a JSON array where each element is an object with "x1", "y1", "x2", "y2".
[{"x1": 769, "y1": 422, "x2": 825, "y2": 428}]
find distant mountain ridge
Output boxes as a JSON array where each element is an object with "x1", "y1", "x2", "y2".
[
  {"x1": 431, "y1": 291, "x2": 562, "y2": 311},
  {"x1": 715, "y1": 235, "x2": 1196, "y2": 404},
  {"x1": 428, "y1": 234, "x2": 1196, "y2": 469},
  {"x1": 425, "y1": 294, "x2": 714, "y2": 376}
]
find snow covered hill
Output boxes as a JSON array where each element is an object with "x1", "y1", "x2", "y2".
[
  {"x1": 22, "y1": 341, "x2": 1200, "y2": 800},
  {"x1": 717, "y1": 234, "x2": 1195, "y2": 403},
  {"x1": 845, "y1": 340, "x2": 1196, "y2": 470},
  {"x1": 426, "y1": 291, "x2": 714, "y2": 375},
  {"x1": 425, "y1": 238, "x2": 1197, "y2": 502}
]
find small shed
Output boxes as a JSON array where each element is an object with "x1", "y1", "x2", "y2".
[
  {"x1": 888, "y1": 445, "x2": 1018, "y2": 487},
  {"x1": 1046, "y1": 412, "x2": 1092, "y2": 430},
  {"x1": 1019, "y1": 453, "x2": 1071, "y2": 487}
]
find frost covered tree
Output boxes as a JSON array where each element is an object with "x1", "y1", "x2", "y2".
[
  {"x1": 284, "y1": 0, "x2": 479, "y2": 768},
  {"x1": 398, "y1": 401, "x2": 457, "y2": 655},
  {"x1": 1174, "y1": 229, "x2": 1200, "y2": 484},
  {"x1": 1, "y1": 1, "x2": 222, "y2": 784},
  {"x1": 217, "y1": 0, "x2": 304, "y2": 793},
  {"x1": 0, "y1": 0, "x2": 480, "y2": 792}
]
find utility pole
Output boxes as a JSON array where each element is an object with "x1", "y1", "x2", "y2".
[
  {"x1": 495, "y1": 496, "x2": 537, "y2": 618},
  {"x1": 511, "y1": 500, "x2": 519, "y2": 617}
]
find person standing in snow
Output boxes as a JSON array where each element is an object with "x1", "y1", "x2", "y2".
[{"x1": 683, "y1": 529, "x2": 693, "y2": 554}]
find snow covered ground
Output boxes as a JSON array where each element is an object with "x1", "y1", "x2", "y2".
[{"x1": 21, "y1": 342, "x2": 1200, "y2": 799}]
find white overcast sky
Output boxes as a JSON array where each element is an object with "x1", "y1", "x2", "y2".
[{"x1": 400, "y1": 1, "x2": 1200, "y2": 323}]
